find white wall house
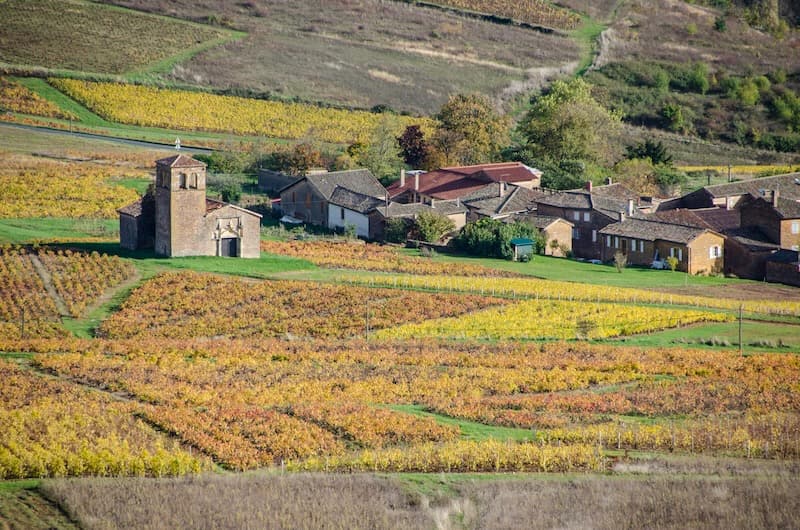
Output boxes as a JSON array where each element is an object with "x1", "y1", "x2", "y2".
[{"x1": 328, "y1": 203, "x2": 372, "y2": 238}]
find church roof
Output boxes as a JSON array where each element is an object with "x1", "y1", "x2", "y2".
[
  {"x1": 155, "y1": 154, "x2": 206, "y2": 168},
  {"x1": 118, "y1": 199, "x2": 144, "y2": 217}
]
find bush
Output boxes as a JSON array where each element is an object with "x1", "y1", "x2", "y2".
[
  {"x1": 666, "y1": 256, "x2": 679, "y2": 272},
  {"x1": 456, "y1": 218, "x2": 544, "y2": 260},
  {"x1": 714, "y1": 16, "x2": 726, "y2": 31},
  {"x1": 219, "y1": 182, "x2": 242, "y2": 203},
  {"x1": 414, "y1": 211, "x2": 455, "y2": 243},
  {"x1": 613, "y1": 251, "x2": 627, "y2": 273},
  {"x1": 384, "y1": 218, "x2": 409, "y2": 243}
]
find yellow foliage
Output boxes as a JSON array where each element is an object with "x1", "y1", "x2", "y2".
[{"x1": 51, "y1": 79, "x2": 435, "y2": 144}]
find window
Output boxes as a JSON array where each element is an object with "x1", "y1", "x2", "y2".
[
  {"x1": 606, "y1": 235, "x2": 611, "y2": 247},
  {"x1": 592, "y1": 230, "x2": 597, "y2": 243},
  {"x1": 792, "y1": 221, "x2": 800, "y2": 234},
  {"x1": 614, "y1": 236, "x2": 619, "y2": 249},
  {"x1": 572, "y1": 228, "x2": 580, "y2": 240},
  {"x1": 670, "y1": 247, "x2": 683, "y2": 261},
  {"x1": 340, "y1": 207, "x2": 345, "y2": 221},
  {"x1": 709, "y1": 245, "x2": 721, "y2": 258},
  {"x1": 573, "y1": 211, "x2": 580, "y2": 221},
  {"x1": 583, "y1": 212, "x2": 590, "y2": 222},
  {"x1": 189, "y1": 173, "x2": 198, "y2": 189},
  {"x1": 179, "y1": 173, "x2": 187, "y2": 189},
  {"x1": 631, "y1": 240, "x2": 637, "y2": 252},
  {"x1": 305, "y1": 193, "x2": 312, "y2": 208}
]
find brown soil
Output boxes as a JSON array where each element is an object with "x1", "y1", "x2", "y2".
[{"x1": 656, "y1": 283, "x2": 800, "y2": 302}]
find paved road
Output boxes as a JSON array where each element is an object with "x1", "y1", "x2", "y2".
[{"x1": 1, "y1": 122, "x2": 215, "y2": 154}]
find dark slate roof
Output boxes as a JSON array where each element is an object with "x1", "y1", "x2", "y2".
[
  {"x1": 118, "y1": 199, "x2": 144, "y2": 217},
  {"x1": 703, "y1": 172, "x2": 800, "y2": 200},
  {"x1": 767, "y1": 249, "x2": 799, "y2": 264},
  {"x1": 204, "y1": 198, "x2": 262, "y2": 218},
  {"x1": 775, "y1": 196, "x2": 800, "y2": 218},
  {"x1": 599, "y1": 216, "x2": 714, "y2": 244},
  {"x1": 329, "y1": 186, "x2": 386, "y2": 214},
  {"x1": 726, "y1": 227, "x2": 781, "y2": 252},
  {"x1": 652, "y1": 207, "x2": 741, "y2": 232},
  {"x1": 155, "y1": 154, "x2": 205, "y2": 168},
  {"x1": 536, "y1": 183, "x2": 640, "y2": 220},
  {"x1": 461, "y1": 183, "x2": 544, "y2": 217},
  {"x1": 305, "y1": 169, "x2": 386, "y2": 200},
  {"x1": 372, "y1": 200, "x2": 467, "y2": 219}
]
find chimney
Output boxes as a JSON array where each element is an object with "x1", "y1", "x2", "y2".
[
  {"x1": 773, "y1": 187, "x2": 780, "y2": 207},
  {"x1": 585, "y1": 181, "x2": 593, "y2": 192},
  {"x1": 619, "y1": 211, "x2": 626, "y2": 223},
  {"x1": 400, "y1": 169, "x2": 406, "y2": 187},
  {"x1": 605, "y1": 177, "x2": 612, "y2": 185},
  {"x1": 500, "y1": 182, "x2": 507, "y2": 197},
  {"x1": 431, "y1": 199, "x2": 436, "y2": 208},
  {"x1": 627, "y1": 198, "x2": 635, "y2": 217},
  {"x1": 414, "y1": 173, "x2": 419, "y2": 191}
]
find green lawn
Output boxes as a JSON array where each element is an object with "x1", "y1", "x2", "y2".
[
  {"x1": 614, "y1": 320, "x2": 800, "y2": 352},
  {"x1": 0, "y1": 218, "x2": 118, "y2": 244},
  {"x1": 387, "y1": 404, "x2": 534, "y2": 443},
  {"x1": 419, "y1": 251, "x2": 745, "y2": 289}
]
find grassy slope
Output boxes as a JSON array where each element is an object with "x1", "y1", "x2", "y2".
[
  {"x1": 0, "y1": 480, "x2": 79, "y2": 530},
  {"x1": 0, "y1": 0, "x2": 238, "y2": 75}
]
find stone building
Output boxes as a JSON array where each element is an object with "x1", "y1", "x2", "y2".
[{"x1": 119, "y1": 154, "x2": 261, "y2": 258}]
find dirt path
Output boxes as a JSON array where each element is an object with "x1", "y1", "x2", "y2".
[{"x1": 28, "y1": 254, "x2": 69, "y2": 317}]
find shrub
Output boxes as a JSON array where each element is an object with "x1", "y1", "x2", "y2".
[
  {"x1": 666, "y1": 256, "x2": 679, "y2": 272},
  {"x1": 613, "y1": 251, "x2": 627, "y2": 273},
  {"x1": 219, "y1": 182, "x2": 242, "y2": 203},
  {"x1": 414, "y1": 211, "x2": 455, "y2": 243},
  {"x1": 714, "y1": 16, "x2": 726, "y2": 31},
  {"x1": 384, "y1": 218, "x2": 409, "y2": 243},
  {"x1": 456, "y1": 218, "x2": 543, "y2": 260}
]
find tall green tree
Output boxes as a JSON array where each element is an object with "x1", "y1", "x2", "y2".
[
  {"x1": 433, "y1": 93, "x2": 511, "y2": 166},
  {"x1": 356, "y1": 115, "x2": 405, "y2": 183},
  {"x1": 517, "y1": 78, "x2": 622, "y2": 167}
]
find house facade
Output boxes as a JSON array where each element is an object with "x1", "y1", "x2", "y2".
[
  {"x1": 279, "y1": 169, "x2": 386, "y2": 228},
  {"x1": 738, "y1": 193, "x2": 800, "y2": 250},
  {"x1": 535, "y1": 184, "x2": 640, "y2": 260},
  {"x1": 600, "y1": 217, "x2": 724, "y2": 274},
  {"x1": 119, "y1": 154, "x2": 262, "y2": 258}
]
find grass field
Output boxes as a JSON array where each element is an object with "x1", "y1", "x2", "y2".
[
  {"x1": 101, "y1": 0, "x2": 580, "y2": 114},
  {"x1": 0, "y1": 0, "x2": 237, "y2": 75}
]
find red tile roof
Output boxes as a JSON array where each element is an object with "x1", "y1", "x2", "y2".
[{"x1": 387, "y1": 162, "x2": 540, "y2": 200}]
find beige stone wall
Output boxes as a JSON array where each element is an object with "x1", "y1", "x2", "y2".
[
  {"x1": 780, "y1": 219, "x2": 800, "y2": 249},
  {"x1": 542, "y1": 221, "x2": 572, "y2": 256},
  {"x1": 280, "y1": 180, "x2": 327, "y2": 226},
  {"x1": 687, "y1": 232, "x2": 724, "y2": 275}
]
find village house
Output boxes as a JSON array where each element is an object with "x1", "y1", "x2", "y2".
[
  {"x1": 765, "y1": 249, "x2": 800, "y2": 287},
  {"x1": 510, "y1": 214, "x2": 574, "y2": 257},
  {"x1": 661, "y1": 172, "x2": 800, "y2": 210},
  {"x1": 738, "y1": 191, "x2": 800, "y2": 251},
  {"x1": 387, "y1": 162, "x2": 541, "y2": 204},
  {"x1": 534, "y1": 183, "x2": 642, "y2": 260},
  {"x1": 279, "y1": 169, "x2": 386, "y2": 228},
  {"x1": 599, "y1": 216, "x2": 725, "y2": 275},
  {"x1": 368, "y1": 200, "x2": 468, "y2": 241},
  {"x1": 119, "y1": 154, "x2": 262, "y2": 258},
  {"x1": 459, "y1": 181, "x2": 544, "y2": 222}
]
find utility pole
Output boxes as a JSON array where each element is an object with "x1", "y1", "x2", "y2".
[
  {"x1": 365, "y1": 299, "x2": 370, "y2": 340},
  {"x1": 19, "y1": 307, "x2": 24, "y2": 340}
]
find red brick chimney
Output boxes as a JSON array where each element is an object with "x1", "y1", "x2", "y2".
[{"x1": 585, "y1": 181, "x2": 593, "y2": 192}]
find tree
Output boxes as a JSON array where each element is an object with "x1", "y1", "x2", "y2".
[
  {"x1": 384, "y1": 217, "x2": 410, "y2": 243},
  {"x1": 219, "y1": 182, "x2": 242, "y2": 203},
  {"x1": 625, "y1": 139, "x2": 672, "y2": 166},
  {"x1": 397, "y1": 125, "x2": 429, "y2": 168},
  {"x1": 267, "y1": 143, "x2": 324, "y2": 176},
  {"x1": 613, "y1": 251, "x2": 627, "y2": 273},
  {"x1": 356, "y1": 115, "x2": 405, "y2": 183},
  {"x1": 433, "y1": 93, "x2": 511, "y2": 165},
  {"x1": 414, "y1": 211, "x2": 455, "y2": 243},
  {"x1": 518, "y1": 78, "x2": 622, "y2": 167}
]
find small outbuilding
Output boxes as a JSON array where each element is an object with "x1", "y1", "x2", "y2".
[{"x1": 510, "y1": 237, "x2": 535, "y2": 261}]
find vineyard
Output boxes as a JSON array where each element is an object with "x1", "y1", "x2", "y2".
[
  {"x1": 260, "y1": 240, "x2": 516, "y2": 277},
  {"x1": 341, "y1": 273, "x2": 800, "y2": 317},
  {"x1": 374, "y1": 298, "x2": 731, "y2": 340},
  {"x1": 0, "y1": 360, "x2": 208, "y2": 479},
  {"x1": 10, "y1": 337, "x2": 795, "y2": 475},
  {"x1": 417, "y1": 0, "x2": 582, "y2": 30},
  {"x1": 0, "y1": 76, "x2": 75, "y2": 119},
  {"x1": 50, "y1": 79, "x2": 435, "y2": 145},
  {"x1": 0, "y1": 246, "x2": 135, "y2": 338},
  {"x1": 97, "y1": 271, "x2": 508, "y2": 339},
  {"x1": 0, "y1": 154, "x2": 142, "y2": 219}
]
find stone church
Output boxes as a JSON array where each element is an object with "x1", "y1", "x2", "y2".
[{"x1": 118, "y1": 154, "x2": 261, "y2": 258}]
